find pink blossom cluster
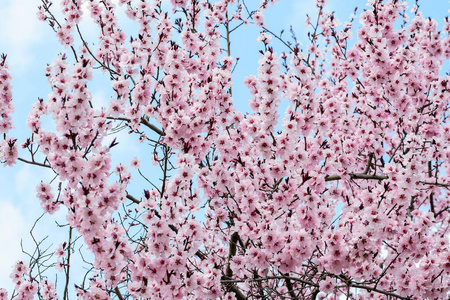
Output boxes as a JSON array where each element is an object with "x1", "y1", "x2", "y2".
[
  {"x1": 1, "y1": 0, "x2": 449, "y2": 299},
  {"x1": 0, "y1": 288, "x2": 7, "y2": 300},
  {"x1": 75, "y1": 275, "x2": 110, "y2": 300},
  {"x1": 0, "y1": 55, "x2": 17, "y2": 167},
  {"x1": 0, "y1": 55, "x2": 14, "y2": 134},
  {"x1": 54, "y1": 242, "x2": 67, "y2": 272},
  {"x1": 0, "y1": 137, "x2": 18, "y2": 167},
  {"x1": 9, "y1": 261, "x2": 38, "y2": 299},
  {"x1": 39, "y1": 279, "x2": 59, "y2": 300},
  {"x1": 36, "y1": 181, "x2": 59, "y2": 214}
]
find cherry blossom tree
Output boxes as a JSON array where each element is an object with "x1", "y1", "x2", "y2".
[{"x1": 1, "y1": 0, "x2": 450, "y2": 299}]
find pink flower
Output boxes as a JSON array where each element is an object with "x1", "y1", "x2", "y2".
[
  {"x1": 315, "y1": 0, "x2": 326, "y2": 7},
  {"x1": 0, "y1": 137, "x2": 18, "y2": 166},
  {"x1": 36, "y1": 182, "x2": 59, "y2": 214},
  {"x1": 112, "y1": 78, "x2": 130, "y2": 98},
  {"x1": 56, "y1": 25, "x2": 74, "y2": 47},
  {"x1": 253, "y1": 10, "x2": 265, "y2": 27},
  {"x1": 39, "y1": 280, "x2": 58, "y2": 300},
  {"x1": 0, "y1": 289, "x2": 7, "y2": 300},
  {"x1": 130, "y1": 157, "x2": 140, "y2": 169},
  {"x1": 37, "y1": 8, "x2": 46, "y2": 21},
  {"x1": 305, "y1": 16, "x2": 311, "y2": 26},
  {"x1": 319, "y1": 277, "x2": 335, "y2": 293}
]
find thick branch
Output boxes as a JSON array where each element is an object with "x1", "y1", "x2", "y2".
[
  {"x1": 221, "y1": 276, "x2": 318, "y2": 288},
  {"x1": 223, "y1": 233, "x2": 247, "y2": 299},
  {"x1": 325, "y1": 173, "x2": 388, "y2": 182},
  {"x1": 283, "y1": 274, "x2": 299, "y2": 300},
  {"x1": 114, "y1": 286, "x2": 124, "y2": 300},
  {"x1": 227, "y1": 283, "x2": 247, "y2": 300},
  {"x1": 140, "y1": 117, "x2": 165, "y2": 136},
  {"x1": 429, "y1": 192, "x2": 436, "y2": 215},
  {"x1": 226, "y1": 232, "x2": 239, "y2": 278},
  {"x1": 326, "y1": 153, "x2": 388, "y2": 182}
]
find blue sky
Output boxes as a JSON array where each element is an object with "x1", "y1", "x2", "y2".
[{"x1": 0, "y1": 0, "x2": 449, "y2": 296}]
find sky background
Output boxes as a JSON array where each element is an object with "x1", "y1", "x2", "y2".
[{"x1": 0, "y1": 0, "x2": 449, "y2": 297}]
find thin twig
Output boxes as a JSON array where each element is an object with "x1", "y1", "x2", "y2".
[
  {"x1": 64, "y1": 227, "x2": 73, "y2": 300},
  {"x1": 18, "y1": 157, "x2": 52, "y2": 169},
  {"x1": 106, "y1": 116, "x2": 165, "y2": 136}
]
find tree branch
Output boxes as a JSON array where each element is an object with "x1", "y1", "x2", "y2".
[
  {"x1": 126, "y1": 193, "x2": 181, "y2": 234},
  {"x1": 420, "y1": 181, "x2": 450, "y2": 187},
  {"x1": 107, "y1": 116, "x2": 165, "y2": 136},
  {"x1": 63, "y1": 227, "x2": 73, "y2": 300},
  {"x1": 226, "y1": 232, "x2": 239, "y2": 278},
  {"x1": 283, "y1": 273, "x2": 299, "y2": 300},
  {"x1": 221, "y1": 276, "x2": 319, "y2": 288},
  {"x1": 325, "y1": 153, "x2": 389, "y2": 182},
  {"x1": 126, "y1": 193, "x2": 141, "y2": 204},
  {"x1": 18, "y1": 157, "x2": 52, "y2": 169},
  {"x1": 342, "y1": 283, "x2": 411, "y2": 300},
  {"x1": 325, "y1": 173, "x2": 388, "y2": 182},
  {"x1": 114, "y1": 286, "x2": 124, "y2": 300},
  {"x1": 227, "y1": 283, "x2": 247, "y2": 300},
  {"x1": 76, "y1": 24, "x2": 120, "y2": 77}
]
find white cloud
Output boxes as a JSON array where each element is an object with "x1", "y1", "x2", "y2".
[
  {"x1": 92, "y1": 90, "x2": 109, "y2": 110},
  {"x1": 0, "y1": 201, "x2": 27, "y2": 294},
  {"x1": 78, "y1": 1, "x2": 103, "y2": 42},
  {"x1": 0, "y1": 0, "x2": 43, "y2": 45},
  {"x1": 285, "y1": 1, "x2": 318, "y2": 37},
  {"x1": 0, "y1": 0, "x2": 47, "y2": 71},
  {"x1": 15, "y1": 165, "x2": 49, "y2": 207}
]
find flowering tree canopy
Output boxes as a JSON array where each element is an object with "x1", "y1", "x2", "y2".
[{"x1": 1, "y1": 0, "x2": 450, "y2": 299}]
